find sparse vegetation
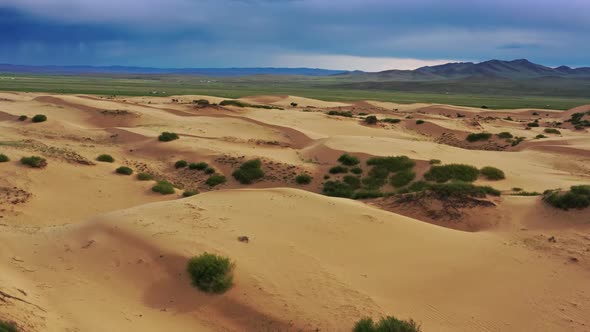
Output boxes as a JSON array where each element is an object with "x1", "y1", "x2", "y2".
[
  {"x1": 544, "y1": 185, "x2": 590, "y2": 210},
  {"x1": 364, "y1": 115, "x2": 378, "y2": 125},
  {"x1": 353, "y1": 316, "x2": 421, "y2": 332},
  {"x1": 390, "y1": 170, "x2": 416, "y2": 187},
  {"x1": 115, "y1": 166, "x2": 133, "y2": 175},
  {"x1": 31, "y1": 114, "x2": 47, "y2": 123},
  {"x1": 158, "y1": 131, "x2": 179, "y2": 142},
  {"x1": 327, "y1": 110, "x2": 353, "y2": 117},
  {"x1": 466, "y1": 132, "x2": 492, "y2": 142},
  {"x1": 206, "y1": 174, "x2": 227, "y2": 187},
  {"x1": 175, "y1": 160, "x2": 188, "y2": 168},
  {"x1": 17, "y1": 115, "x2": 27, "y2": 121},
  {"x1": 186, "y1": 253, "x2": 234, "y2": 293},
  {"x1": 96, "y1": 154, "x2": 115, "y2": 163},
  {"x1": 329, "y1": 165, "x2": 348, "y2": 174},
  {"x1": 20, "y1": 156, "x2": 47, "y2": 168},
  {"x1": 295, "y1": 174, "x2": 312, "y2": 185},
  {"x1": 544, "y1": 128, "x2": 561, "y2": 134},
  {"x1": 232, "y1": 159, "x2": 264, "y2": 184},
  {"x1": 566, "y1": 111, "x2": 590, "y2": 128},
  {"x1": 0, "y1": 154, "x2": 9, "y2": 162},
  {"x1": 480, "y1": 166, "x2": 506, "y2": 180},
  {"x1": 424, "y1": 164, "x2": 479, "y2": 183},
  {"x1": 189, "y1": 162, "x2": 209, "y2": 170},
  {"x1": 497, "y1": 132, "x2": 513, "y2": 139},
  {"x1": 338, "y1": 153, "x2": 360, "y2": 166},
  {"x1": 183, "y1": 190, "x2": 199, "y2": 197},
  {"x1": 137, "y1": 172, "x2": 154, "y2": 181},
  {"x1": 152, "y1": 180, "x2": 175, "y2": 195}
]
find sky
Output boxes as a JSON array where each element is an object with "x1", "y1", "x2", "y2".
[{"x1": 0, "y1": 0, "x2": 589, "y2": 71}]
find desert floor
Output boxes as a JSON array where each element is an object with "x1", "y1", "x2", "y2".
[{"x1": 1, "y1": 92, "x2": 589, "y2": 331}]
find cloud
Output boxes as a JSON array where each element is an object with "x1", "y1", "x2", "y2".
[{"x1": 272, "y1": 54, "x2": 457, "y2": 71}]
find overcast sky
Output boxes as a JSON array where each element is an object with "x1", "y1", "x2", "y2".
[{"x1": 1, "y1": 0, "x2": 589, "y2": 71}]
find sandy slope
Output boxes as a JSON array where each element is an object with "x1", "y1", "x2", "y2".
[{"x1": 1, "y1": 92, "x2": 589, "y2": 331}]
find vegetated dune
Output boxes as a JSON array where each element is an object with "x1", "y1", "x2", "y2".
[{"x1": 1, "y1": 92, "x2": 590, "y2": 332}]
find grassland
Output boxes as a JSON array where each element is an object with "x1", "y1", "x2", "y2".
[{"x1": 1, "y1": 73, "x2": 589, "y2": 109}]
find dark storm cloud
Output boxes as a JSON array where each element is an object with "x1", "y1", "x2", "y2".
[{"x1": 0, "y1": 0, "x2": 589, "y2": 69}]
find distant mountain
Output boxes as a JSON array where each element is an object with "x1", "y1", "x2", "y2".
[
  {"x1": 0, "y1": 64, "x2": 348, "y2": 77},
  {"x1": 348, "y1": 59, "x2": 590, "y2": 81}
]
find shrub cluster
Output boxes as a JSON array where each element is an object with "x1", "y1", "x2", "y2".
[
  {"x1": 544, "y1": 128, "x2": 561, "y2": 134},
  {"x1": 204, "y1": 167, "x2": 216, "y2": 174},
  {"x1": 186, "y1": 253, "x2": 234, "y2": 293},
  {"x1": 364, "y1": 115, "x2": 378, "y2": 125},
  {"x1": 295, "y1": 174, "x2": 312, "y2": 185},
  {"x1": 21, "y1": 156, "x2": 47, "y2": 168},
  {"x1": 366, "y1": 156, "x2": 415, "y2": 172},
  {"x1": 31, "y1": 114, "x2": 47, "y2": 123},
  {"x1": 96, "y1": 154, "x2": 115, "y2": 163},
  {"x1": 219, "y1": 100, "x2": 281, "y2": 109},
  {"x1": 390, "y1": 170, "x2": 416, "y2": 187},
  {"x1": 0, "y1": 154, "x2": 9, "y2": 162},
  {"x1": 424, "y1": 164, "x2": 479, "y2": 183},
  {"x1": 327, "y1": 110, "x2": 353, "y2": 117},
  {"x1": 158, "y1": 132, "x2": 179, "y2": 142},
  {"x1": 544, "y1": 185, "x2": 590, "y2": 210},
  {"x1": 232, "y1": 159, "x2": 264, "y2": 184},
  {"x1": 115, "y1": 166, "x2": 133, "y2": 175},
  {"x1": 175, "y1": 160, "x2": 188, "y2": 168},
  {"x1": 566, "y1": 111, "x2": 590, "y2": 128},
  {"x1": 338, "y1": 153, "x2": 360, "y2": 166},
  {"x1": 466, "y1": 132, "x2": 492, "y2": 142},
  {"x1": 382, "y1": 118, "x2": 401, "y2": 124},
  {"x1": 329, "y1": 165, "x2": 348, "y2": 174},
  {"x1": 343, "y1": 175, "x2": 361, "y2": 190},
  {"x1": 351, "y1": 167, "x2": 363, "y2": 174},
  {"x1": 322, "y1": 180, "x2": 354, "y2": 198},
  {"x1": 189, "y1": 162, "x2": 209, "y2": 170},
  {"x1": 206, "y1": 174, "x2": 227, "y2": 187},
  {"x1": 497, "y1": 132, "x2": 513, "y2": 139},
  {"x1": 480, "y1": 166, "x2": 505, "y2": 180},
  {"x1": 152, "y1": 180, "x2": 175, "y2": 195},
  {"x1": 428, "y1": 182, "x2": 501, "y2": 199},
  {"x1": 354, "y1": 316, "x2": 421, "y2": 332},
  {"x1": 527, "y1": 122, "x2": 540, "y2": 128}
]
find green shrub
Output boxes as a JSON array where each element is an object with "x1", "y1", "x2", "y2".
[
  {"x1": 206, "y1": 174, "x2": 227, "y2": 187},
  {"x1": 327, "y1": 110, "x2": 353, "y2": 117},
  {"x1": 189, "y1": 162, "x2": 209, "y2": 170},
  {"x1": 329, "y1": 165, "x2": 348, "y2": 174},
  {"x1": 361, "y1": 175, "x2": 387, "y2": 189},
  {"x1": 366, "y1": 156, "x2": 415, "y2": 172},
  {"x1": 152, "y1": 180, "x2": 175, "y2": 195},
  {"x1": 466, "y1": 132, "x2": 492, "y2": 142},
  {"x1": 351, "y1": 167, "x2": 363, "y2": 174},
  {"x1": 175, "y1": 160, "x2": 188, "y2": 168},
  {"x1": 390, "y1": 170, "x2": 416, "y2": 187},
  {"x1": 353, "y1": 315, "x2": 421, "y2": 332},
  {"x1": 512, "y1": 191, "x2": 541, "y2": 196},
  {"x1": 415, "y1": 119, "x2": 425, "y2": 125},
  {"x1": 544, "y1": 186, "x2": 590, "y2": 210},
  {"x1": 115, "y1": 166, "x2": 133, "y2": 175},
  {"x1": 220, "y1": 99, "x2": 247, "y2": 107},
  {"x1": 137, "y1": 172, "x2": 154, "y2": 181},
  {"x1": 187, "y1": 253, "x2": 234, "y2": 293},
  {"x1": 18, "y1": 115, "x2": 27, "y2": 121},
  {"x1": 31, "y1": 114, "x2": 47, "y2": 123},
  {"x1": 0, "y1": 320, "x2": 18, "y2": 332},
  {"x1": 480, "y1": 166, "x2": 505, "y2": 180},
  {"x1": 511, "y1": 136, "x2": 525, "y2": 146},
  {"x1": 96, "y1": 154, "x2": 115, "y2": 163},
  {"x1": 429, "y1": 159, "x2": 441, "y2": 165},
  {"x1": 343, "y1": 175, "x2": 361, "y2": 189},
  {"x1": 295, "y1": 174, "x2": 312, "y2": 185},
  {"x1": 429, "y1": 182, "x2": 501, "y2": 199},
  {"x1": 527, "y1": 122, "x2": 539, "y2": 128},
  {"x1": 497, "y1": 132, "x2": 513, "y2": 139},
  {"x1": 535, "y1": 134, "x2": 547, "y2": 139},
  {"x1": 204, "y1": 167, "x2": 215, "y2": 174},
  {"x1": 232, "y1": 159, "x2": 264, "y2": 184},
  {"x1": 20, "y1": 156, "x2": 47, "y2": 168},
  {"x1": 512, "y1": 187, "x2": 523, "y2": 192},
  {"x1": 364, "y1": 115, "x2": 378, "y2": 125},
  {"x1": 382, "y1": 118, "x2": 401, "y2": 124},
  {"x1": 424, "y1": 164, "x2": 479, "y2": 183},
  {"x1": 338, "y1": 153, "x2": 360, "y2": 166},
  {"x1": 322, "y1": 180, "x2": 354, "y2": 198},
  {"x1": 158, "y1": 132, "x2": 179, "y2": 142},
  {"x1": 0, "y1": 154, "x2": 9, "y2": 162},
  {"x1": 183, "y1": 190, "x2": 199, "y2": 197},
  {"x1": 544, "y1": 128, "x2": 561, "y2": 134}
]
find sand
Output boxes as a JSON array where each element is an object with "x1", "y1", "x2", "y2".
[{"x1": 1, "y1": 91, "x2": 589, "y2": 331}]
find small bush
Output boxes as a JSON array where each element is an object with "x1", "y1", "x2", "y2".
[
  {"x1": 232, "y1": 159, "x2": 264, "y2": 184},
  {"x1": 353, "y1": 316, "x2": 421, "y2": 332},
  {"x1": 364, "y1": 115, "x2": 378, "y2": 125},
  {"x1": 390, "y1": 170, "x2": 416, "y2": 187},
  {"x1": 424, "y1": 164, "x2": 479, "y2": 183},
  {"x1": 544, "y1": 185, "x2": 590, "y2": 210},
  {"x1": 295, "y1": 174, "x2": 312, "y2": 185},
  {"x1": 0, "y1": 320, "x2": 18, "y2": 332},
  {"x1": 351, "y1": 167, "x2": 363, "y2": 174},
  {"x1": 115, "y1": 166, "x2": 133, "y2": 175},
  {"x1": 0, "y1": 154, "x2": 9, "y2": 162},
  {"x1": 382, "y1": 118, "x2": 401, "y2": 124},
  {"x1": 158, "y1": 132, "x2": 179, "y2": 142},
  {"x1": 96, "y1": 154, "x2": 115, "y2": 163},
  {"x1": 137, "y1": 172, "x2": 154, "y2": 181},
  {"x1": 175, "y1": 160, "x2": 188, "y2": 168},
  {"x1": 480, "y1": 166, "x2": 505, "y2": 180},
  {"x1": 535, "y1": 134, "x2": 547, "y2": 139},
  {"x1": 527, "y1": 122, "x2": 539, "y2": 128},
  {"x1": 219, "y1": 99, "x2": 247, "y2": 107},
  {"x1": 429, "y1": 159, "x2": 441, "y2": 165},
  {"x1": 497, "y1": 132, "x2": 513, "y2": 139},
  {"x1": 544, "y1": 128, "x2": 561, "y2": 134},
  {"x1": 20, "y1": 156, "x2": 47, "y2": 168},
  {"x1": 206, "y1": 174, "x2": 227, "y2": 187},
  {"x1": 322, "y1": 180, "x2": 354, "y2": 198},
  {"x1": 343, "y1": 175, "x2": 361, "y2": 189},
  {"x1": 466, "y1": 132, "x2": 492, "y2": 142},
  {"x1": 183, "y1": 190, "x2": 199, "y2": 197},
  {"x1": 327, "y1": 110, "x2": 353, "y2": 117},
  {"x1": 189, "y1": 162, "x2": 209, "y2": 170},
  {"x1": 31, "y1": 114, "x2": 47, "y2": 123},
  {"x1": 204, "y1": 167, "x2": 216, "y2": 174},
  {"x1": 187, "y1": 253, "x2": 234, "y2": 293},
  {"x1": 18, "y1": 115, "x2": 28, "y2": 121},
  {"x1": 511, "y1": 137, "x2": 525, "y2": 146},
  {"x1": 338, "y1": 153, "x2": 360, "y2": 166},
  {"x1": 152, "y1": 180, "x2": 175, "y2": 195},
  {"x1": 323, "y1": 174, "x2": 330, "y2": 180},
  {"x1": 329, "y1": 165, "x2": 348, "y2": 174},
  {"x1": 415, "y1": 119, "x2": 425, "y2": 125}
]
